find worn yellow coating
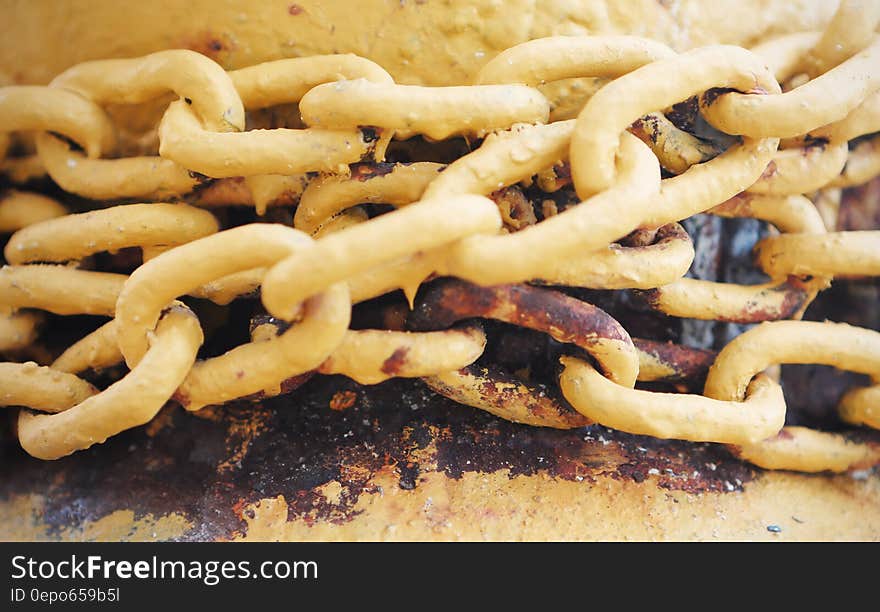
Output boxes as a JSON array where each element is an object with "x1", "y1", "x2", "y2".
[
  {"x1": 560, "y1": 357, "x2": 785, "y2": 445},
  {"x1": 309, "y1": 208, "x2": 369, "y2": 239},
  {"x1": 0, "y1": 86, "x2": 114, "y2": 157},
  {"x1": 646, "y1": 193, "x2": 829, "y2": 322},
  {"x1": 709, "y1": 194, "x2": 827, "y2": 234},
  {"x1": 0, "y1": 190, "x2": 66, "y2": 234},
  {"x1": 572, "y1": 45, "x2": 779, "y2": 196},
  {"x1": 839, "y1": 385, "x2": 880, "y2": 430},
  {"x1": 0, "y1": 311, "x2": 41, "y2": 352},
  {"x1": 5, "y1": 203, "x2": 219, "y2": 265},
  {"x1": 159, "y1": 99, "x2": 371, "y2": 177},
  {"x1": 230, "y1": 469, "x2": 880, "y2": 541},
  {"x1": 301, "y1": 80, "x2": 549, "y2": 140},
  {"x1": 295, "y1": 162, "x2": 443, "y2": 233},
  {"x1": 423, "y1": 367, "x2": 591, "y2": 430},
  {"x1": 34, "y1": 133, "x2": 198, "y2": 201},
  {"x1": 17, "y1": 306, "x2": 204, "y2": 460},
  {"x1": 732, "y1": 427, "x2": 880, "y2": 473},
  {"x1": 646, "y1": 277, "x2": 826, "y2": 322},
  {"x1": 230, "y1": 54, "x2": 392, "y2": 109},
  {"x1": 0, "y1": 362, "x2": 97, "y2": 414},
  {"x1": 51, "y1": 49, "x2": 244, "y2": 133},
  {"x1": 116, "y1": 225, "x2": 351, "y2": 409},
  {"x1": 0, "y1": 265, "x2": 125, "y2": 317},
  {"x1": 632, "y1": 112, "x2": 720, "y2": 175},
  {"x1": 703, "y1": 36, "x2": 880, "y2": 138},
  {"x1": 318, "y1": 328, "x2": 487, "y2": 385},
  {"x1": 799, "y1": 0, "x2": 880, "y2": 79},
  {"x1": 262, "y1": 195, "x2": 501, "y2": 318},
  {"x1": 51, "y1": 320, "x2": 122, "y2": 375},
  {"x1": 444, "y1": 132, "x2": 659, "y2": 285},
  {"x1": 755, "y1": 231, "x2": 880, "y2": 277},
  {"x1": 747, "y1": 142, "x2": 849, "y2": 195}
]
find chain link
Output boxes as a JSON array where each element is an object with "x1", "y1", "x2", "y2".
[{"x1": 1, "y1": 2, "x2": 879, "y2": 469}]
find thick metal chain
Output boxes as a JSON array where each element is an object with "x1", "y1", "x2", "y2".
[{"x1": 1, "y1": 2, "x2": 879, "y2": 470}]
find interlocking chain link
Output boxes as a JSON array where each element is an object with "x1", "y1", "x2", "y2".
[{"x1": 1, "y1": 1, "x2": 879, "y2": 470}]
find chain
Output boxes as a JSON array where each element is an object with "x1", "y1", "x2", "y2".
[{"x1": 1, "y1": 2, "x2": 879, "y2": 470}]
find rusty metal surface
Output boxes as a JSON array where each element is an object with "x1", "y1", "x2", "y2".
[{"x1": 0, "y1": 372, "x2": 759, "y2": 541}]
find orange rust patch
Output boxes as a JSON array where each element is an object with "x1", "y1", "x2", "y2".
[
  {"x1": 231, "y1": 497, "x2": 252, "y2": 522},
  {"x1": 330, "y1": 390, "x2": 358, "y2": 412},
  {"x1": 144, "y1": 404, "x2": 177, "y2": 437},
  {"x1": 188, "y1": 404, "x2": 225, "y2": 423},
  {"x1": 380, "y1": 346, "x2": 410, "y2": 376},
  {"x1": 760, "y1": 160, "x2": 778, "y2": 180},
  {"x1": 217, "y1": 405, "x2": 273, "y2": 473}
]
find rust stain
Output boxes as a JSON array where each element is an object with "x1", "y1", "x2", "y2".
[
  {"x1": 329, "y1": 390, "x2": 357, "y2": 412},
  {"x1": 490, "y1": 185, "x2": 537, "y2": 230},
  {"x1": 216, "y1": 404, "x2": 273, "y2": 474},
  {"x1": 665, "y1": 96, "x2": 701, "y2": 133},
  {"x1": 380, "y1": 346, "x2": 410, "y2": 375},
  {"x1": 178, "y1": 31, "x2": 235, "y2": 61},
  {"x1": 2, "y1": 373, "x2": 879, "y2": 541},
  {"x1": 759, "y1": 159, "x2": 778, "y2": 180},
  {"x1": 701, "y1": 87, "x2": 738, "y2": 107},
  {"x1": 350, "y1": 162, "x2": 397, "y2": 181},
  {"x1": 288, "y1": 4, "x2": 305, "y2": 15},
  {"x1": 408, "y1": 279, "x2": 631, "y2": 346},
  {"x1": 635, "y1": 276, "x2": 816, "y2": 324},
  {"x1": 188, "y1": 177, "x2": 249, "y2": 207},
  {"x1": 633, "y1": 338, "x2": 717, "y2": 383},
  {"x1": 427, "y1": 363, "x2": 590, "y2": 429},
  {"x1": 629, "y1": 113, "x2": 662, "y2": 145}
]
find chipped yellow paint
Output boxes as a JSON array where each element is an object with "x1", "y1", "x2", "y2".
[
  {"x1": 0, "y1": 495, "x2": 52, "y2": 541},
  {"x1": 319, "y1": 480, "x2": 345, "y2": 506},
  {"x1": 67, "y1": 510, "x2": 192, "y2": 542},
  {"x1": 0, "y1": 494, "x2": 192, "y2": 542},
  {"x1": 233, "y1": 468, "x2": 880, "y2": 541}
]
